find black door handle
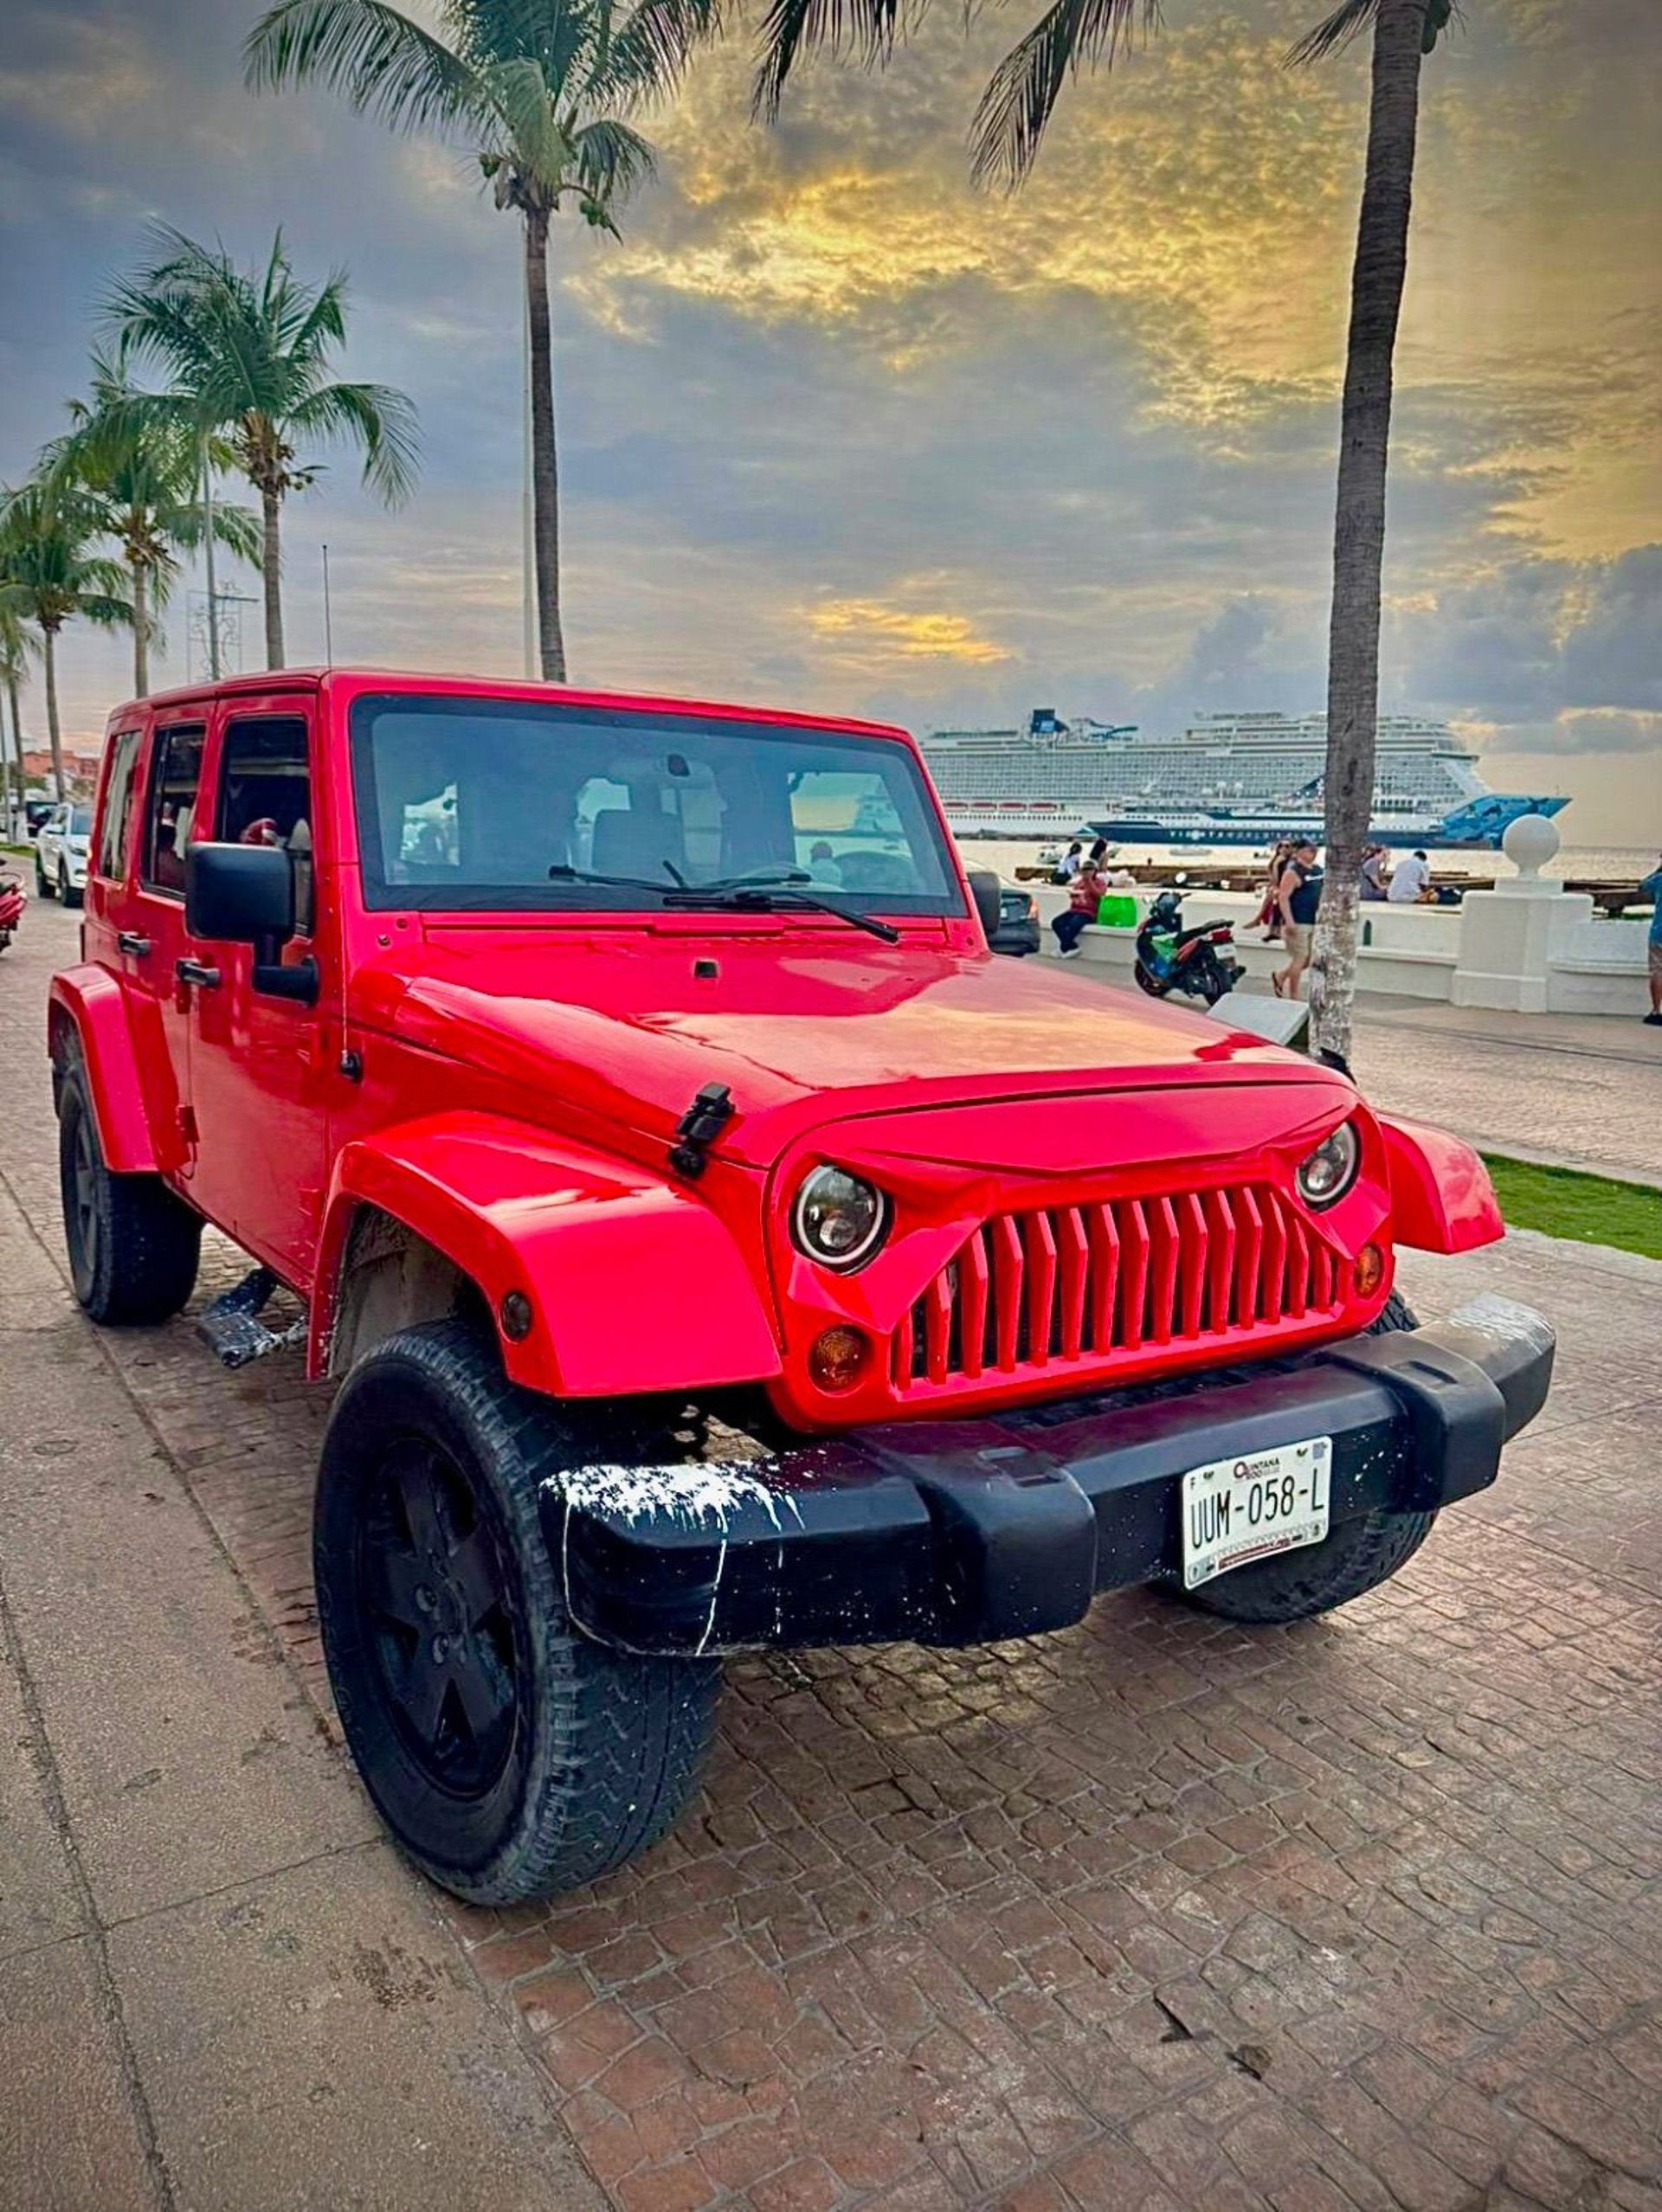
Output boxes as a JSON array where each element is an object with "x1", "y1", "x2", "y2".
[
  {"x1": 117, "y1": 931, "x2": 152, "y2": 957},
  {"x1": 176, "y1": 958, "x2": 222, "y2": 989}
]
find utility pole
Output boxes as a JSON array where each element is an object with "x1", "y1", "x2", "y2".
[{"x1": 321, "y1": 543, "x2": 334, "y2": 664}]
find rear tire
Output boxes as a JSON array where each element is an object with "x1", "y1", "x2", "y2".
[
  {"x1": 314, "y1": 1321, "x2": 720, "y2": 1905},
  {"x1": 57, "y1": 1064, "x2": 202, "y2": 1324},
  {"x1": 1176, "y1": 1292, "x2": 1436, "y2": 1624}
]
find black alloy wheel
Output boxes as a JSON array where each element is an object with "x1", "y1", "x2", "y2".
[
  {"x1": 64, "y1": 1093, "x2": 101, "y2": 1306},
  {"x1": 355, "y1": 1431, "x2": 525, "y2": 1804}
]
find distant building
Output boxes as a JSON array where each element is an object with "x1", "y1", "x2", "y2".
[{"x1": 20, "y1": 747, "x2": 102, "y2": 795}]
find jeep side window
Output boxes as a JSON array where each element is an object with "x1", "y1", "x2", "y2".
[
  {"x1": 216, "y1": 715, "x2": 314, "y2": 934},
  {"x1": 140, "y1": 725, "x2": 206, "y2": 897},
  {"x1": 95, "y1": 731, "x2": 142, "y2": 882}
]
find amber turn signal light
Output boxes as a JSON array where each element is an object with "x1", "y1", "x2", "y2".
[
  {"x1": 1354, "y1": 1244, "x2": 1385, "y2": 1296},
  {"x1": 808, "y1": 1326, "x2": 870, "y2": 1392}
]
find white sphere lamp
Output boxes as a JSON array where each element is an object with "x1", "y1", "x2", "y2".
[{"x1": 1501, "y1": 812, "x2": 1560, "y2": 885}]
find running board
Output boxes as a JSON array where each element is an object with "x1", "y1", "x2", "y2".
[{"x1": 196, "y1": 1268, "x2": 306, "y2": 1369}]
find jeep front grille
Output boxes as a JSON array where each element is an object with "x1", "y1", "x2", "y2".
[{"x1": 892, "y1": 1185, "x2": 1343, "y2": 1394}]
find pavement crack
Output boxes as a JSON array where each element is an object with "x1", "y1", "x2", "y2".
[{"x1": 0, "y1": 1561, "x2": 179, "y2": 2212}]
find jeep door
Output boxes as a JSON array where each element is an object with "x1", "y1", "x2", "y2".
[
  {"x1": 183, "y1": 698, "x2": 332, "y2": 1284},
  {"x1": 111, "y1": 717, "x2": 207, "y2": 1186}
]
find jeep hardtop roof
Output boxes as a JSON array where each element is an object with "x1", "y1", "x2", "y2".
[{"x1": 106, "y1": 667, "x2": 912, "y2": 749}]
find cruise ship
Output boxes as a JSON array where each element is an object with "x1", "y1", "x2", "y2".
[{"x1": 919, "y1": 710, "x2": 1569, "y2": 850}]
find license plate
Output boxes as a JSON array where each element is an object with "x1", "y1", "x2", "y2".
[{"x1": 1181, "y1": 1436, "x2": 1331, "y2": 1590}]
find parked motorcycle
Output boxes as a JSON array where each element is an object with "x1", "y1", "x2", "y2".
[
  {"x1": 0, "y1": 871, "x2": 24, "y2": 955},
  {"x1": 1133, "y1": 889, "x2": 1243, "y2": 1008}
]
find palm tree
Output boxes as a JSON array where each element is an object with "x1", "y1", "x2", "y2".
[
  {"x1": 244, "y1": 0, "x2": 720, "y2": 684},
  {"x1": 0, "y1": 482, "x2": 133, "y2": 801},
  {"x1": 106, "y1": 228, "x2": 418, "y2": 671},
  {"x1": 0, "y1": 607, "x2": 31, "y2": 839},
  {"x1": 45, "y1": 352, "x2": 264, "y2": 698},
  {"x1": 756, "y1": 0, "x2": 1452, "y2": 1063}
]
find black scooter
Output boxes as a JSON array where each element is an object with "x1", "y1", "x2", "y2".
[{"x1": 1133, "y1": 889, "x2": 1244, "y2": 1008}]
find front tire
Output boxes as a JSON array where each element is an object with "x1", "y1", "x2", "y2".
[
  {"x1": 1176, "y1": 1293, "x2": 1436, "y2": 1624},
  {"x1": 314, "y1": 1321, "x2": 720, "y2": 1904},
  {"x1": 57, "y1": 1064, "x2": 202, "y2": 1324},
  {"x1": 35, "y1": 861, "x2": 52, "y2": 898}
]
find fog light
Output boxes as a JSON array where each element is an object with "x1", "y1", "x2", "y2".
[
  {"x1": 1355, "y1": 1244, "x2": 1385, "y2": 1296},
  {"x1": 808, "y1": 1326, "x2": 869, "y2": 1392}
]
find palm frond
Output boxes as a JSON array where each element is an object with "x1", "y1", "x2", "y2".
[
  {"x1": 1285, "y1": 0, "x2": 1377, "y2": 65},
  {"x1": 284, "y1": 381, "x2": 422, "y2": 505},
  {"x1": 751, "y1": 0, "x2": 905, "y2": 119},
  {"x1": 602, "y1": 0, "x2": 724, "y2": 102},
  {"x1": 480, "y1": 55, "x2": 571, "y2": 182},
  {"x1": 80, "y1": 592, "x2": 138, "y2": 630},
  {"x1": 570, "y1": 116, "x2": 657, "y2": 209},
  {"x1": 283, "y1": 267, "x2": 353, "y2": 370},
  {"x1": 244, "y1": 0, "x2": 487, "y2": 136},
  {"x1": 971, "y1": 0, "x2": 1158, "y2": 189},
  {"x1": 166, "y1": 498, "x2": 267, "y2": 569}
]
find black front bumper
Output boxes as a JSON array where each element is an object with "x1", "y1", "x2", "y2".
[{"x1": 544, "y1": 1297, "x2": 1555, "y2": 1656}]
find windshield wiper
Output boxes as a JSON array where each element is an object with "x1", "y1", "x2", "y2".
[
  {"x1": 545, "y1": 863, "x2": 675, "y2": 895},
  {"x1": 661, "y1": 885, "x2": 901, "y2": 944},
  {"x1": 547, "y1": 860, "x2": 901, "y2": 943}
]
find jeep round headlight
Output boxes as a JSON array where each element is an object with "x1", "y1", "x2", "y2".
[
  {"x1": 1297, "y1": 1120, "x2": 1361, "y2": 1209},
  {"x1": 793, "y1": 1166, "x2": 889, "y2": 1270}
]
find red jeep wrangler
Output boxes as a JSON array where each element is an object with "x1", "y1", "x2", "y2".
[{"x1": 51, "y1": 672, "x2": 1553, "y2": 1903}]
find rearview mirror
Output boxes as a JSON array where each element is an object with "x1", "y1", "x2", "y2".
[
  {"x1": 966, "y1": 868, "x2": 1003, "y2": 947},
  {"x1": 185, "y1": 842, "x2": 318, "y2": 1006}
]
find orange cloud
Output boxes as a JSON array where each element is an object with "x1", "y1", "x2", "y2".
[{"x1": 808, "y1": 598, "x2": 1015, "y2": 665}]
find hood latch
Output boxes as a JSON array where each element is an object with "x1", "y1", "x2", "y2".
[{"x1": 668, "y1": 1082, "x2": 734, "y2": 1180}]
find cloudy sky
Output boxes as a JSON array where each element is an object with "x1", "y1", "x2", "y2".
[{"x1": 2, "y1": 0, "x2": 1658, "y2": 843}]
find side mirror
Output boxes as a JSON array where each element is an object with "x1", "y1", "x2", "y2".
[
  {"x1": 186, "y1": 841, "x2": 293, "y2": 943},
  {"x1": 967, "y1": 868, "x2": 1003, "y2": 947},
  {"x1": 185, "y1": 842, "x2": 317, "y2": 1006}
]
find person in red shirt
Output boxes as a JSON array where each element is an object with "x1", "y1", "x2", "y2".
[{"x1": 1052, "y1": 854, "x2": 1109, "y2": 958}]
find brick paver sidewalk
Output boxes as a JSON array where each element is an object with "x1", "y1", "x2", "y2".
[{"x1": 3, "y1": 897, "x2": 1660, "y2": 2212}]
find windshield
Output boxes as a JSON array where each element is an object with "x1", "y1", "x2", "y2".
[
  {"x1": 69, "y1": 806, "x2": 93, "y2": 837},
  {"x1": 349, "y1": 694, "x2": 963, "y2": 917}
]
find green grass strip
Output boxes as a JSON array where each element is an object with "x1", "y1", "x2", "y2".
[{"x1": 1481, "y1": 1153, "x2": 1662, "y2": 1263}]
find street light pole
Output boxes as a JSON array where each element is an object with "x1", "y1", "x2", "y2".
[{"x1": 321, "y1": 543, "x2": 334, "y2": 664}]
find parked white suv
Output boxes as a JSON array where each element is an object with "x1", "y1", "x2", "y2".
[{"x1": 35, "y1": 802, "x2": 93, "y2": 909}]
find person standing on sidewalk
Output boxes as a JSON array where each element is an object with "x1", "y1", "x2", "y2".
[
  {"x1": 1052, "y1": 852, "x2": 1109, "y2": 958},
  {"x1": 1273, "y1": 840, "x2": 1322, "y2": 1000},
  {"x1": 1640, "y1": 855, "x2": 1662, "y2": 1026}
]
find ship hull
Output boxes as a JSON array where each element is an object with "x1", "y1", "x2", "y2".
[{"x1": 938, "y1": 794, "x2": 1569, "y2": 852}]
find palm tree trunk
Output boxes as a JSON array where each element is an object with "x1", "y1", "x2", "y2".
[
  {"x1": 5, "y1": 676, "x2": 23, "y2": 830},
  {"x1": 132, "y1": 560, "x2": 150, "y2": 697},
  {"x1": 42, "y1": 627, "x2": 65, "y2": 802},
  {"x1": 261, "y1": 485, "x2": 285, "y2": 668},
  {"x1": 0, "y1": 688, "x2": 14, "y2": 841},
  {"x1": 1310, "y1": 0, "x2": 1427, "y2": 1067},
  {"x1": 201, "y1": 440, "x2": 222, "y2": 681},
  {"x1": 523, "y1": 204, "x2": 567, "y2": 685}
]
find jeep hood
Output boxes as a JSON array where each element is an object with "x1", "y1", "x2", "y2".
[{"x1": 355, "y1": 927, "x2": 1348, "y2": 1170}]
